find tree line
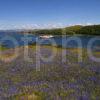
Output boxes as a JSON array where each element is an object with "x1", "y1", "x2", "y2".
[{"x1": 29, "y1": 25, "x2": 100, "y2": 35}]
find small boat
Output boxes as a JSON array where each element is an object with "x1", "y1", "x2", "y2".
[{"x1": 39, "y1": 35, "x2": 54, "y2": 39}]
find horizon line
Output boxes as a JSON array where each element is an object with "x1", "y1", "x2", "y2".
[{"x1": 0, "y1": 23, "x2": 99, "y2": 31}]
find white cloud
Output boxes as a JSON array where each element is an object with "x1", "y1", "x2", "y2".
[
  {"x1": 0, "y1": 22, "x2": 96, "y2": 30},
  {"x1": 0, "y1": 23, "x2": 65, "y2": 30}
]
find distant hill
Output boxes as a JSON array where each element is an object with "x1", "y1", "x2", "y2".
[
  {"x1": 30, "y1": 25, "x2": 100, "y2": 35},
  {"x1": 77, "y1": 25, "x2": 100, "y2": 35},
  {"x1": 64, "y1": 25, "x2": 83, "y2": 35},
  {"x1": 1, "y1": 25, "x2": 100, "y2": 35}
]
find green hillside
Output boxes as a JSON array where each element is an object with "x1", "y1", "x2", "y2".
[{"x1": 29, "y1": 25, "x2": 100, "y2": 35}]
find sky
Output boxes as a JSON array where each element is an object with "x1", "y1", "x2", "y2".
[{"x1": 0, "y1": 0, "x2": 100, "y2": 29}]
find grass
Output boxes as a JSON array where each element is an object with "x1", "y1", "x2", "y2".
[
  {"x1": 10, "y1": 91, "x2": 46, "y2": 100},
  {"x1": 0, "y1": 45, "x2": 100, "y2": 99},
  {"x1": 0, "y1": 45, "x2": 7, "y2": 51},
  {"x1": 58, "y1": 89, "x2": 75, "y2": 97}
]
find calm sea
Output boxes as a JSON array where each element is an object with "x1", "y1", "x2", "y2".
[{"x1": 0, "y1": 32, "x2": 100, "y2": 49}]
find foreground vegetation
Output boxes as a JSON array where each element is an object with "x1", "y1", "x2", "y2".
[
  {"x1": 0, "y1": 45, "x2": 7, "y2": 51},
  {"x1": 0, "y1": 45, "x2": 100, "y2": 99}
]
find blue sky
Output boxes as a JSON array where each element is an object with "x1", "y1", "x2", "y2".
[{"x1": 0, "y1": 0, "x2": 100, "y2": 29}]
